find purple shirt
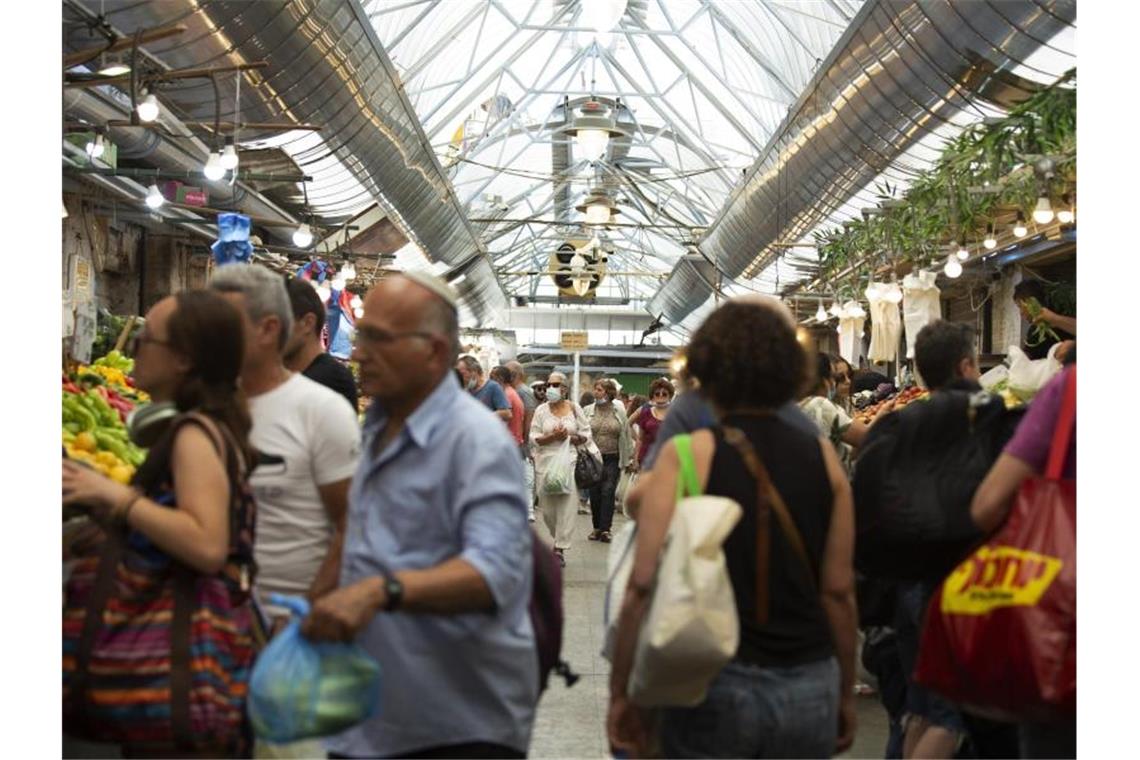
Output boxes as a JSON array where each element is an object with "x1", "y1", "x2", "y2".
[{"x1": 1004, "y1": 366, "x2": 1075, "y2": 479}]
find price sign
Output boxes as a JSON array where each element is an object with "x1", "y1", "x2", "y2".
[{"x1": 561, "y1": 331, "x2": 588, "y2": 351}]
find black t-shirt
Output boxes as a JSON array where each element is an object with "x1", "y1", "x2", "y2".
[
  {"x1": 710, "y1": 414, "x2": 835, "y2": 668},
  {"x1": 302, "y1": 353, "x2": 358, "y2": 411}
]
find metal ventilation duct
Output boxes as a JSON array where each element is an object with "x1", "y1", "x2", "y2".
[
  {"x1": 73, "y1": 0, "x2": 507, "y2": 325},
  {"x1": 648, "y1": 0, "x2": 1076, "y2": 325}
]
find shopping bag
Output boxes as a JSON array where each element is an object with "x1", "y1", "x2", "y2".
[
  {"x1": 627, "y1": 435, "x2": 742, "y2": 706},
  {"x1": 248, "y1": 595, "x2": 382, "y2": 744},
  {"x1": 541, "y1": 438, "x2": 576, "y2": 495},
  {"x1": 615, "y1": 470, "x2": 638, "y2": 513},
  {"x1": 600, "y1": 520, "x2": 638, "y2": 662},
  {"x1": 1007, "y1": 344, "x2": 1062, "y2": 402},
  {"x1": 914, "y1": 369, "x2": 1075, "y2": 723},
  {"x1": 575, "y1": 447, "x2": 603, "y2": 489}
]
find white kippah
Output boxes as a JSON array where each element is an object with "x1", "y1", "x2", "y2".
[{"x1": 397, "y1": 270, "x2": 459, "y2": 311}]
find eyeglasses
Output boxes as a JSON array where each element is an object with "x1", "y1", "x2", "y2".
[
  {"x1": 130, "y1": 332, "x2": 171, "y2": 356},
  {"x1": 547, "y1": 382, "x2": 562, "y2": 387},
  {"x1": 353, "y1": 326, "x2": 437, "y2": 347}
]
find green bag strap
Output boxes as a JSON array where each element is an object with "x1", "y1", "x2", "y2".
[{"x1": 673, "y1": 434, "x2": 702, "y2": 500}]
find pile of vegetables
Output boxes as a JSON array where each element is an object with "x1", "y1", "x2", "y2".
[
  {"x1": 1021, "y1": 297, "x2": 1061, "y2": 348},
  {"x1": 62, "y1": 350, "x2": 148, "y2": 483},
  {"x1": 855, "y1": 386, "x2": 929, "y2": 425}
]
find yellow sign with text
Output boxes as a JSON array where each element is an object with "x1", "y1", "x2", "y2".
[
  {"x1": 561, "y1": 331, "x2": 589, "y2": 351},
  {"x1": 940, "y1": 546, "x2": 1063, "y2": 616}
]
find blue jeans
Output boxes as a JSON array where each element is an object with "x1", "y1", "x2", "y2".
[
  {"x1": 895, "y1": 581, "x2": 966, "y2": 734},
  {"x1": 659, "y1": 657, "x2": 840, "y2": 758}
]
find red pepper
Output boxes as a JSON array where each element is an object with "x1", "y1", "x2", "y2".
[{"x1": 63, "y1": 383, "x2": 81, "y2": 395}]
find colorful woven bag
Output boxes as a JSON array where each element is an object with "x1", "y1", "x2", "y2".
[{"x1": 63, "y1": 413, "x2": 260, "y2": 755}]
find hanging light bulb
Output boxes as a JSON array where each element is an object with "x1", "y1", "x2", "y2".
[
  {"x1": 943, "y1": 255, "x2": 962, "y2": 279},
  {"x1": 353, "y1": 306, "x2": 364, "y2": 319},
  {"x1": 585, "y1": 200, "x2": 611, "y2": 225},
  {"x1": 1056, "y1": 194, "x2": 1074, "y2": 224},
  {"x1": 98, "y1": 55, "x2": 130, "y2": 77},
  {"x1": 341, "y1": 262, "x2": 357, "y2": 281},
  {"x1": 956, "y1": 240, "x2": 970, "y2": 261},
  {"x1": 582, "y1": 0, "x2": 628, "y2": 33},
  {"x1": 220, "y1": 137, "x2": 239, "y2": 170},
  {"x1": 1032, "y1": 195, "x2": 1055, "y2": 225},
  {"x1": 1013, "y1": 211, "x2": 1028, "y2": 239},
  {"x1": 203, "y1": 151, "x2": 226, "y2": 180},
  {"x1": 85, "y1": 131, "x2": 105, "y2": 159},
  {"x1": 576, "y1": 129, "x2": 611, "y2": 161},
  {"x1": 145, "y1": 183, "x2": 165, "y2": 209},
  {"x1": 350, "y1": 294, "x2": 363, "y2": 310},
  {"x1": 292, "y1": 223, "x2": 313, "y2": 248},
  {"x1": 136, "y1": 93, "x2": 160, "y2": 123},
  {"x1": 829, "y1": 301, "x2": 843, "y2": 318},
  {"x1": 983, "y1": 223, "x2": 997, "y2": 250},
  {"x1": 815, "y1": 302, "x2": 828, "y2": 322}
]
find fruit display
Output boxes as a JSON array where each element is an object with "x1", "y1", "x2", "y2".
[
  {"x1": 856, "y1": 386, "x2": 929, "y2": 425},
  {"x1": 62, "y1": 350, "x2": 148, "y2": 483}
]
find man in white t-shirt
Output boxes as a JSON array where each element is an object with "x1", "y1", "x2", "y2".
[{"x1": 211, "y1": 265, "x2": 360, "y2": 622}]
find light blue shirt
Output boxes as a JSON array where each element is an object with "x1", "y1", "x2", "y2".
[{"x1": 326, "y1": 373, "x2": 537, "y2": 758}]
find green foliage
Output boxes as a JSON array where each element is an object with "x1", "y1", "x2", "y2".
[{"x1": 816, "y1": 72, "x2": 1076, "y2": 281}]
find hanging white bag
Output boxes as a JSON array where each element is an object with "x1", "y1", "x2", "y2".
[{"x1": 541, "y1": 438, "x2": 576, "y2": 495}]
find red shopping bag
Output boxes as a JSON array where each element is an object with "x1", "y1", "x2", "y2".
[{"x1": 914, "y1": 369, "x2": 1075, "y2": 723}]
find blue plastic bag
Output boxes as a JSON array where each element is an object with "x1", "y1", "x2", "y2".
[{"x1": 248, "y1": 595, "x2": 382, "y2": 743}]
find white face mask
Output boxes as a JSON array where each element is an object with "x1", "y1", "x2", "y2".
[
  {"x1": 546, "y1": 387, "x2": 563, "y2": 403},
  {"x1": 654, "y1": 398, "x2": 671, "y2": 408}
]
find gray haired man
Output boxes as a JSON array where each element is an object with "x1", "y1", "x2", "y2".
[{"x1": 210, "y1": 264, "x2": 361, "y2": 627}]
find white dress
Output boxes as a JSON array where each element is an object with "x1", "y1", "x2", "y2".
[
  {"x1": 902, "y1": 270, "x2": 942, "y2": 359},
  {"x1": 866, "y1": 282, "x2": 903, "y2": 364},
  {"x1": 838, "y1": 301, "x2": 866, "y2": 366}
]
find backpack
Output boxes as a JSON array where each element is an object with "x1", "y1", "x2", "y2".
[
  {"x1": 851, "y1": 389, "x2": 1024, "y2": 582},
  {"x1": 529, "y1": 529, "x2": 579, "y2": 692}
]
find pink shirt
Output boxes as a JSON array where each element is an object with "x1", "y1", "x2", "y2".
[{"x1": 504, "y1": 384, "x2": 525, "y2": 445}]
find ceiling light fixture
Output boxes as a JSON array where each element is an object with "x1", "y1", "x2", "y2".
[
  {"x1": 98, "y1": 54, "x2": 130, "y2": 77},
  {"x1": 1013, "y1": 211, "x2": 1028, "y2": 239},
  {"x1": 582, "y1": 0, "x2": 628, "y2": 33},
  {"x1": 85, "y1": 129, "x2": 106, "y2": 159},
  {"x1": 815, "y1": 301, "x2": 828, "y2": 322},
  {"x1": 203, "y1": 151, "x2": 226, "y2": 180},
  {"x1": 136, "y1": 93, "x2": 160, "y2": 123},
  {"x1": 983, "y1": 223, "x2": 997, "y2": 250},
  {"x1": 577, "y1": 191, "x2": 619, "y2": 226},
  {"x1": 292, "y1": 223, "x2": 313, "y2": 248},
  {"x1": 1032, "y1": 195, "x2": 1055, "y2": 225},
  {"x1": 956, "y1": 239, "x2": 970, "y2": 261},
  {"x1": 944, "y1": 255, "x2": 962, "y2": 279},
  {"x1": 1056, "y1": 193, "x2": 1074, "y2": 224},
  {"x1": 145, "y1": 183, "x2": 165, "y2": 209},
  {"x1": 563, "y1": 100, "x2": 625, "y2": 162},
  {"x1": 220, "y1": 136, "x2": 239, "y2": 170},
  {"x1": 829, "y1": 301, "x2": 843, "y2": 318}
]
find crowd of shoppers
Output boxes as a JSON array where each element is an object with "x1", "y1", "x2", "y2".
[{"x1": 63, "y1": 263, "x2": 1074, "y2": 759}]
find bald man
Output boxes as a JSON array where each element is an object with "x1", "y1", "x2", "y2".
[{"x1": 303, "y1": 273, "x2": 537, "y2": 759}]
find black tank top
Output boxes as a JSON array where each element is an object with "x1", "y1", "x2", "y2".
[{"x1": 708, "y1": 413, "x2": 835, "y2": 667}]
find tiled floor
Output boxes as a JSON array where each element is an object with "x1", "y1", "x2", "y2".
[{"x1": 531, "y1": 510, "x2": 891, "y2": 759}]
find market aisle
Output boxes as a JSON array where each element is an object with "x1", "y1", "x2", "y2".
[{"x1": 529, "y1": 510, "x2": 891, "y2": 759}]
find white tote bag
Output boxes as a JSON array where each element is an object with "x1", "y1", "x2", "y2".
[{"x1": 601, "y1": 434, "x2": 742, "y2": 707}]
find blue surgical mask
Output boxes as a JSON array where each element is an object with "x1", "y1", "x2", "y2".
[
  {"x1": 827, "y1": 387, "x2": 836, "y2": 402},
  {"x1": 546, "y1": 387, "x2": 563, "y2": 403}
]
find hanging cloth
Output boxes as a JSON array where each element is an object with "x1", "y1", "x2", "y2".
[
  {"x1": 866, "y1": 283, "x2": 903, "y2": 364},
  {"x1": 838, "y1": 301, "x2": 866, "y2": 366},
  {"x1": 902, "y1": 270, "x2": 942, "y2": 359}
]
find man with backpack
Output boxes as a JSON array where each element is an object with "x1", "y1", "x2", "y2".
[
  {"x1": 854, "y1": 321, "x2": 1020, "y2": 759},
  {"x1": 300, "y1": 272, "x2": 539, "y2": 759}
]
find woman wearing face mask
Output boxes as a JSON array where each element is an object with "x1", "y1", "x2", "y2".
[
  {"x1": 584, "y1": 378, "x2": 634, "y2": 543},
  {"x1": 632, "y1": 378, "x2": 674, "y2": 471},
  {"x1": 530, "y1": 372, "x2": 593, "y2": 566},
  {"x1": 801, "y1": 353, "x2": 889, "y2": 470}
]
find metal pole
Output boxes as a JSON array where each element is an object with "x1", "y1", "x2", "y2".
[{"x1": 573, "y1": 352, "x2": 581, "y2": 404}]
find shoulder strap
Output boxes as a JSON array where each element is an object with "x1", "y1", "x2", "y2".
[
  {"x1": 1045, "y1": 367, "x2": 1076, "y2": 481},
  {"x1": 672, "y1": 435, "x2": 702, "y2": 500},
  {"x1": 721, "y1": 427, "x2": 817, "y2": 626}
]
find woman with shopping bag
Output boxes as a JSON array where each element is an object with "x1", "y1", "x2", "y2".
[
  {"x1": 531, "y1": 372, "x2": 595, "y2": 566},
  {"x1": 607, "y1": 297, "x2": 859, "y2": 759}
]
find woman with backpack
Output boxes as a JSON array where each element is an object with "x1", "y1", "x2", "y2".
[
  {"x1": 63, "y1": 290, "x2": 258, "y2": 757},
  {"x1": 607, "y1": 296, "x2": 859, "y2": 758}
]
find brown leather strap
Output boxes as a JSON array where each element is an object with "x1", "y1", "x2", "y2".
[
  {"x1": 722, "y1": 427, "x2": 818, "y2": 625},
  {"x1": 170, "y1": 566, "x2": 196, "y2": 749},
  {"x1": 69, "y1": 530, "x2": 125, "y2": 736}
]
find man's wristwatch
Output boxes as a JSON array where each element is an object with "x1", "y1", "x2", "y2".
[{"x1": 382, "y1": 576, "x2": 404, "y2": 612}]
